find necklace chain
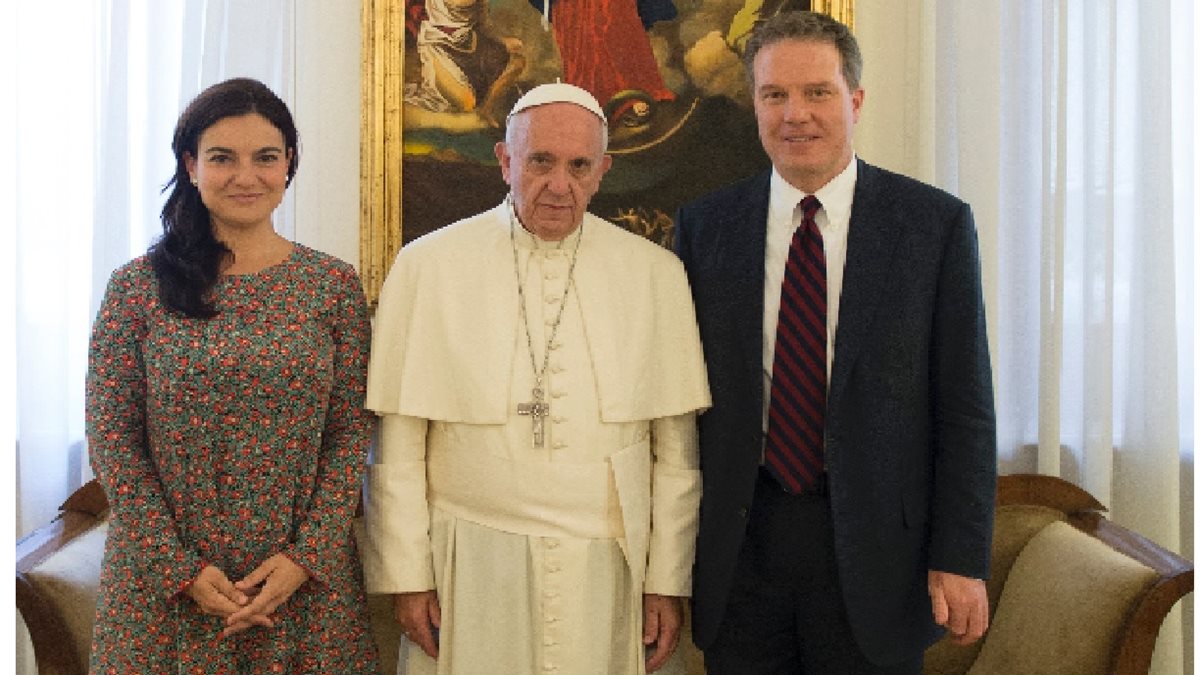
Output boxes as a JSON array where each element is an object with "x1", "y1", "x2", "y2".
[{"x1": 507, "y1": 195, "x2": 584, "y2": 391}]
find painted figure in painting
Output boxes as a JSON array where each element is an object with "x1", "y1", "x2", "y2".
[
  {"x1": 528, "y1": 0, "x2": 677, "y2": 134},
  {"x1": 404, "y1": 0, "x2": 527, "y2": 128}
]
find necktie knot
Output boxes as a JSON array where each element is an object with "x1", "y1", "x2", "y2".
[{"x1": 800, "y1": 195, "x2": 821, "y2": 223}]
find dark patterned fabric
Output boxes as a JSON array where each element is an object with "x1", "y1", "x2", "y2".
[{"x1": 86, "y1": 245, "x2": 379, "y2": 673}]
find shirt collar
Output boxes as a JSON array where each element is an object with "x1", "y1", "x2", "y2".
[{"x1": 769, "y1": 154, "x2": 858, "y2": 226}]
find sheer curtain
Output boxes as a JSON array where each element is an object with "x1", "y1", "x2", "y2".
[
  {"x1": 911, "y1": 1, "x2": 1193, "y2": 672},
  {"x1": 12, "y1": 2, "x2": 294, "y2": 671}
]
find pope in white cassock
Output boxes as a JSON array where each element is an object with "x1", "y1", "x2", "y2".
[{"x1": 363, "y1": 82, "x2": 711, "y2": 675}]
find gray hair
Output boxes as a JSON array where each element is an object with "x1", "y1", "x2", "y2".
[{"x1": 743, "y1": 10, "x2": 863, "y2": 92}]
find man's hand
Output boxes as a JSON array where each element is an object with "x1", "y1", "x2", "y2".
[
  {"x1": 928, "y1": 570, "x2": 988, "y2": 645},
  {"x1": 223, "y1": 554, "x2": 310, "y2": 638},
  {"x1": 394, "y1": 591, "x2": 441, "y2": 659},
  {"x1": 643, "y1": 594, "x2": 683, "y2": 672}
]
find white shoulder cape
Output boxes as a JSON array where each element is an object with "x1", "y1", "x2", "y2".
[
  {"x1": 366, "y1": 204, "x2": 711, "y2": 423},
  {"x1": 364, "y1": 201, "x2": 710, "y2": 420}
]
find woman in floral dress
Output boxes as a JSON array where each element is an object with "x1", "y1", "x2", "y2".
[{"x1": 86, "y1": 78, "x2": 380, "y2": 673}]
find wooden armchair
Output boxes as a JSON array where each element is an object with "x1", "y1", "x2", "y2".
[
  {"x1": 924, "y1": 473, "x2": 1193, "y2": 675},
  {"x1": 16, "y1": 480, "x2": 109, "y2": 674},
  {"x1": 15, "y1": 480, "x2": 401, "y2": 675}
]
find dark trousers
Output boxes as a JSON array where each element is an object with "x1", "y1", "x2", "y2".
[{"x1": 703, "y1": 469, "x2": 923, "y2": 675}]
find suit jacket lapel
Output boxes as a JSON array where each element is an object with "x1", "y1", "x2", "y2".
[
  {"x1": 830, "y1": 160, "x2": 902, "y2": 403},
  {"x1": 731, "y1": 173, "x2": 771, "y2": 413}
]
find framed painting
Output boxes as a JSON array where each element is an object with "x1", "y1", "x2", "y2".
[{"x1": 360, "y1": 0, "x2": 855, "y2": 304}]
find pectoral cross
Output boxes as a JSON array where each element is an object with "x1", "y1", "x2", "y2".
[{"x1": 517, "y1": 386, "x2": 550, "y2": 448}]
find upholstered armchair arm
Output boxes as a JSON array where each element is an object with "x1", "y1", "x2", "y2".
[
  {"x1": 16, "y1": 479, "x2": 109, "y2": 675},
  {"x1": 1070, "y1": 509, "x2": 1192, "y2": 673},
  {"x1": 926, "y1": 474, "x2": 1192, "y2": 675},
  {"x1": 997, "y1": 473, "x2": 1193, "y2": 673}
]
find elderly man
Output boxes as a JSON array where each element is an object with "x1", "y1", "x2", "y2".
[{"x1": 364, "y1": 82, "x2": 710, "y2": 675}]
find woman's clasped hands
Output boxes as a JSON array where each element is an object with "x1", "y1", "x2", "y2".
[{"x1": 185, "y1": 553, "x2": 311, "y2": 638}]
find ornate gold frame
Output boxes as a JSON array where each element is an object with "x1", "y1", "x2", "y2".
[{"x1": 359, "y1": 0, "x2": 854, "y2": 305}]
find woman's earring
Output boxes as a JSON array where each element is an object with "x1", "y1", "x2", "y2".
[{"x1": 190, "y1": 177, "x2": 198, "y2": 186}]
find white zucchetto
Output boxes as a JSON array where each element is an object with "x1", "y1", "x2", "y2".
[{"x1": 507, "y1": 82, "x2": 607, "y2": 125}]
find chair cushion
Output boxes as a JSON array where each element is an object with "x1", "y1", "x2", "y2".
[
  {"x1": 967, "y1": 520, "x2": 1158, "y2": 675},
  {"x1": 987, "y1": 504, "x2": 1068, "y2": 597},
  {"x1": 25, "y1": 521, "x2": 109, "y2": 670},
  {"x1": 924, "y1": 504, "x2": 1066, "y2": 675}
]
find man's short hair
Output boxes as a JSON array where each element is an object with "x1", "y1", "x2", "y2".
[{"x1": 743, "y1": 10, "x2": 863, "y2": 92}]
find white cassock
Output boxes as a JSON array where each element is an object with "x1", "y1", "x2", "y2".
[{"x1": 363, "y1": 203, "x2": 711, "y2": 675}]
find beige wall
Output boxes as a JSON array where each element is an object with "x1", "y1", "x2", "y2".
[
  {"x1": 854, "y1": 0, "x2": 923, "y2": 179},
  {"x1": 291, "y1": 2, "x2": 363, "y2": 268}
]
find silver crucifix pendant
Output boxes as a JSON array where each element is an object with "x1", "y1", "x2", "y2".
[{"x1": 517, "y1": 386, "x2": 550, "y2": 448}]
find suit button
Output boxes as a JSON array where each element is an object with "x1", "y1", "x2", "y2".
[{"x1": 738, "y1": 507, "x2": 748, "y2": 518}]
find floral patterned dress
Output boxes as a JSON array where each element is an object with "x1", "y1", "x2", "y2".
[{"x1": 86, "y1": 245, "x2": 380, "y2": 674}]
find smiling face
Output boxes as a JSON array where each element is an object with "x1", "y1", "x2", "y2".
[
  {"x1": 183, "y1": 113, "x2": 292, "y2": 235},
  {"x1": 495, "y1": 102, "x2": 612, "y2": 241},
  {"x1": 753, "y1": 38, "x2": 863, "y2": 193}
]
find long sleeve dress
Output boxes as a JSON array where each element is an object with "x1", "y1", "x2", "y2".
[{"x1": 86, "y1": 244, "x2": 380, "y2": 673}]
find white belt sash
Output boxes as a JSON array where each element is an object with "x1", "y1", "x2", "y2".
[{"x1": 426, "y1": 438, "x2": 653, "y2": 585}]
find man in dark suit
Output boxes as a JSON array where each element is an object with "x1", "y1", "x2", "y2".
[{"x1": 674, "y1": 11, "x2": 997, "y2": 674}]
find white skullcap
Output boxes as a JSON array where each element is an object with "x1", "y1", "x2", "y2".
[{"x1": 507, "y1": 82, "x2": 607, "y2": 125}]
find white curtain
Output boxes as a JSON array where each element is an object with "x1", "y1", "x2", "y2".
[
  {"x1": 910, "y1": 1, "x2": 1193, "y2": 672},
  {"x1": 12, "y1": 2, "x2": 294, "y2": 672}
]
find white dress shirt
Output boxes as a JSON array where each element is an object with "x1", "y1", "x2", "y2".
[{"x1": 761, "y1": 156, "x2": 858, "y2": 433}]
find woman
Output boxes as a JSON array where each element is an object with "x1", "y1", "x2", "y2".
[{"x1": 86, "y1": 78, "x2": 379, "y2": 672}]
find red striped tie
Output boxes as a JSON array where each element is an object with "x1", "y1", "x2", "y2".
[{"x1": 765, "y1": 196, "x2": 826, "y2": 494}]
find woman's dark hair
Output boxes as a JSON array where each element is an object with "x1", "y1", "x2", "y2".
[{"x1": 148, "y1": 77, "x2": 300, "y2": 318}]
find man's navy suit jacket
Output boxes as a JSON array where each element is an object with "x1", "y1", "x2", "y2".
[{"x1": 675, "y1": 159, "x2": 997, "y2": 666}]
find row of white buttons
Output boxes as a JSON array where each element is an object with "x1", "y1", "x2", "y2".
[{"x1": 542, "y1": 538, "x2": 563, "y2": 671}]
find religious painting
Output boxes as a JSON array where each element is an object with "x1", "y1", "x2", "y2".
[{"x1": 360, "y1": 0, "x2": 855, "y2": 303}]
